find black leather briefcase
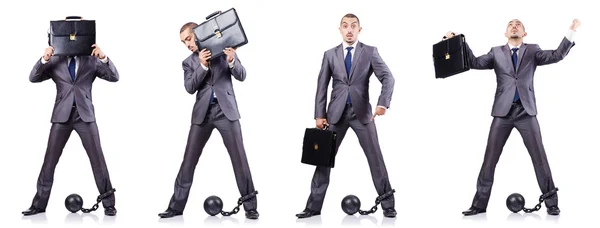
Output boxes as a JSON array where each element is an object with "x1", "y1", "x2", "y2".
[
  {"x1": 48, "y1": 16, "x2": 95, "y2": 56},
  {"x1": 302, "y1": 127, "x2": 337, "y2": 168},
  {"x1": 192, "y1": 8, "x2": 248, "y2": 59},
  {"x1": 432, "y1": 34, "x2": 469, "y2": 78}
]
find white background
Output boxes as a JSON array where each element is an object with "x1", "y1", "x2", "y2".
[{"x1": 0, "y1": 0, "x2": 598, "y2": 227}]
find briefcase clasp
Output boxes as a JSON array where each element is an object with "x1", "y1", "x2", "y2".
[
  {"x1": 313, "y1": 143, "x2": 319, "y2": 151},
  {"x1": 215, "y1": 30, "x2": 222, "y2": 38},
  {"x1": 69, "y1": 34, "x2": 76, "y2": 41},
  {"x1": 445, "y1": 53, "x2": 450, "y2": 60}
]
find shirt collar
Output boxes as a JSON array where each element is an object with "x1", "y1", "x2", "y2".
[
  {"x1": 508, "y1": 43, "x2": 521, "y2": 50},
  {"x1": 342, "y1": 40, "x2": 358, "y2": 51}
]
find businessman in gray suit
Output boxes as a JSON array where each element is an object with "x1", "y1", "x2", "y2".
[
  {"x1": 158, "y1": 22, "x2": 259, "y2": 219},
  {"x1": 446, "y1": 19, "x2": 581, "y2": 216},
  {"x1": 22, "y1": 44, "x2": 119, "y2": 216},
  {"x1": 296, "y1": 14, "x2": 396, "y2": 218}
]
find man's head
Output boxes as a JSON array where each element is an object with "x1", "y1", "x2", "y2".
[
  {"x1": 505, "y1": 19, "x2": 527, "y2": 39},
  {"x1": 339, "y1": 13, "x2": 361, "y2": 45},
  {"x1": 180, "y1": 22, "x2": 198, "y2": 53}
]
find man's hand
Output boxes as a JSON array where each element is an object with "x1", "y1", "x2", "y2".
[
  {"x1": 316, "y1": 118, "x2": 328, "y2": 129},
  {"x1": 371, "y1": 107, "x2": 386, "y2": 121},
  {"x1": 43, "y1": 46, "x2": 54, "y2": 61},
  {"x1": 444, "y1": 31, "x2": 456, "y2": 39},
  {"x1": 91, "y1": 44, "x2": 106, "y2": 59},
  {"x1": 199, "y1": 48, "x2": 211, "y2": 67},
  {"x1": 570, "y1": 19, "x2": 581, "y2": 31},
  {"x1": 224, "y1": 47, "x2": 236, "y2": 63}
]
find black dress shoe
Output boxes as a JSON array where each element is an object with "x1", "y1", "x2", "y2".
[
  {"x1": 245, "y1": 209, "x2": 259, "y2": 219},
  {"x1": 104, "y1": 206, "x2": 117, "y2": 216},
  {"x1": 296, "y1": 208, "x2": 321, "y2": 218},
  {"x1": 547, "y1": 206, "x2": 560, "y2": 215},
  {"x1": 22, "y1": 207, "x2": 45, "y2": 216},
  {"x1": 158, "y1": 208, "x2": 182, "y2": 218},
  {"x1": 383, "y1": 208, "x2": 397, "y2": 218},
  {"x1": 462, "y1": 206, "x2": 486, "y2": 216}
]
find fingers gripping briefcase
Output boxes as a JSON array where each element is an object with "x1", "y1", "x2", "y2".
[
  {"x1": 302, "y1": 126, "x2": 338, "y2": 168},
  {"x1": 48, "y1": 16, "x2": 96, "y2": 56},
  {"x1": 432, "y1": 34, "x2": 470, "y2": 78},
  {"x1": 193, "y1": 8, "x2": 248, "y2": 59}
]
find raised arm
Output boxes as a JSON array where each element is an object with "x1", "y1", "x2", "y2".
[
  {"x1": 465, "y1": 43, "x2": 494, "y2": 70},
  {"x1": 183, "y1": 58, "x2": 209, "y2": 95},
  {"x1": 29, "y1": 47, "x2": 54, "y2": 83},
  {"x1": 95, "y1": 57, "x2": 119, "y2": 82},
  {"x1": 224, "y1": 48, "x2": 246, "y2": 82},
  {"x1": 445, "y1": 32, "x2": 494, "y2": 70}
]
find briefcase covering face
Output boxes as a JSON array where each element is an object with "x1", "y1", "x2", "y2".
[
  {"x1": 432, "y1": 34, "x2": 469, "y2": 78},
  {"x1": 193, "y1": 8, "x2": 248, "y2": 59},
  {"x1": 302, "y1": 128, "x2": 337, "y2": 168},
  {"x1": 49, "y1": 17, "x2": 96, "y2": 56}
]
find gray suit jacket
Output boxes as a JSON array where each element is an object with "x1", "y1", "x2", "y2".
[
  {"x1": 183, "y1": 53, "x2": 246, "y2": 124},
  {"x1": 29, "y1": 56, "x2": 119, "y2": 123},
  {"x1": 315, "y1": 42, "x2": 395, "y2": 125},
  {"x1": 466, "y1": 37, "x2": 574, "y2": 117}
]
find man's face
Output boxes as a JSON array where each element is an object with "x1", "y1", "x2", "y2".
[
  {"x1": 505, "y1": 19, "x2": 527, "y2": 39},
  {"x1": 180, "y1": 28, "x2": 198, "y2": 53},
  {"x1": 339, "y1": 17, "x2": 361, "y2": 44}
]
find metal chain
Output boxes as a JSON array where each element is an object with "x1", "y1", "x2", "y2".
[
  {"x1": 81, "y1": 188, "x2": 116, "y2": 213},
  {"x1": 221, "y1": 191, "x2": 258, "y2": 216},
  {"x1": 358, "y1": 189, "x2": 395, "y2": 215},
  {"x1": 522, "y1": 188, "x2": 558, "y2": 213}
]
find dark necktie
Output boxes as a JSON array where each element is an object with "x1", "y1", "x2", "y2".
[
  {"x1": 69, "y1": 57, "x2": 76, "y2": 105},
  {"x1": 208, "y1": 68, "x2": 215, "y2": 104},
  {"x1": 69, "y1": 57, "x2": 76, "y2": 81},
  {"x1": 345, "y1": 46, "x2": 353, "y2": 104},
  {"x1": 209, "y1": 88, "x2": 215, "y2": 104},
  {"x1": 511, "y1": 48, "x2": 519, "y2": 102}
]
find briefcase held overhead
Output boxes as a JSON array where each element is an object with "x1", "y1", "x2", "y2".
[
  {"x1": 192, "y1": 8, "x2": 248, "y2": 59},
  {"x1": 48, "y1": 16, "x2": 96, "y2": 56},
  {"x1": 301, "y1": 125, "x2": 338, "y2": 168},
  {"x1": 432, "y1": 33, "x2": 470, "y2": 78}
]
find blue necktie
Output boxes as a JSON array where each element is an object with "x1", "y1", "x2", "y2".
[
  {"x1": 511, "y1": 48, "x2": 520, "y2": 102},
  {"x1": 345, "y1": 46, "x2": 353, "y2": 104},
  {"x1": 209, "y1": 88, "x2": 215, "y2": 104},
  {"x1": 69, "y1": 57, "x2": 76, "y2": 81},
  {"x1": 69, "y1": 57, "x2": 76, "y2": 104}
]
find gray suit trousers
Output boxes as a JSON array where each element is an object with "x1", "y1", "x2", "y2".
[
  {"x1": 472, "y1": 102, "x2": 558, "y2": 209},
  {"x1": 168, "y1": 102, "x2": 257, "y2": 212},
  {"x1": 31, "y1": 106, "x2": 115, "y2": 209},
  {"x1": 305, "y1": 104, "x2": 395, "y2": 211}
]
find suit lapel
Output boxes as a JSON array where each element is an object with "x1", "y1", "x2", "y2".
[
  {"x1": 349, "y1": 42, "x2": 363, "y2": 80},
  {"x1": 502, "y1": 45, "x2": 515, "y2": 75},
  {"x1": 516, "y1": 44, "x2": 527, "y2": 72},
  {"x1": 74, "y1": 56, "x2": 87, "y2": 82},
  {"x1": 335, "y1": 45, "x2": 347, "y2": 83}
]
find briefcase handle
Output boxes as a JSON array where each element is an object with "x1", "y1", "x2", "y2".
[
  {"x1": 65, "y1": 16, "x2": 83, "y2": 21},
  {"x1": 206, "y1": 11, "x2": 222, "y2": 20}
]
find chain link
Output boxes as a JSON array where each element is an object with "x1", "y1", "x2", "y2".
[
  {"x1": 358, "y1": 189, "x2": 395, "y2": 215},
  {"x1": 220, "y1": 191, "x2": 258, "y2": 216},
  {"x1": 81, "y1": 188, "x2": 116, "y2": 213},
  {"x1": 522, "y1": 188, "x2": 558, "y2": 213}
]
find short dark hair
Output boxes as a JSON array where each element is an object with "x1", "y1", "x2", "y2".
[
  {"x1": 340, "y1": 13, "x2": 360, "y2": 25},
  {"x1": 180, "y1": 22, "x2": 198, "y2": 33}
]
